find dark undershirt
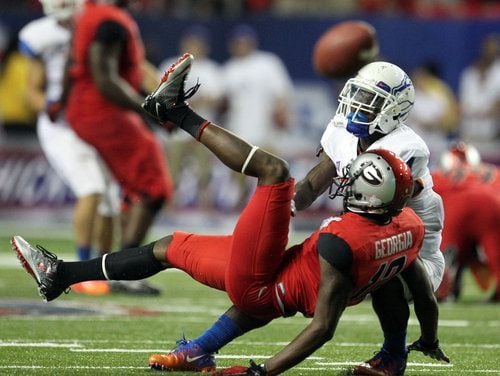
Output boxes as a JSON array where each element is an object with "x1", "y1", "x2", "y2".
[{"x1": 317, "y1": 233, "x2": 353, "y2": 272}]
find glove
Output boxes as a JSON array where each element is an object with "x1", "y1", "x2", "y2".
[
  {"x1": 407, "y1": 337, "x2": 450, "y2": 363},
  {"x1": 212, "y1": 360, "x2": 267, "y2": 375},
  {"x1": 46, "y1": 100, "x2": 64, "y2": 122},
  {"x1": 291, "y1": 199, "x2": 296, "y2": 217}
]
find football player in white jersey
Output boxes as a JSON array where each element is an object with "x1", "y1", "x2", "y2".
[
  {"x1": 18, "y1": 0, "x2": 119, "y2": 294},
  {"x1": 294, "y1": 62, "x2": 447, "y2": 375}
]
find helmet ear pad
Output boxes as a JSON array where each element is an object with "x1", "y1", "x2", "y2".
[{"x1": 372, "y1": 107, "x2": 399, "y2": 135}]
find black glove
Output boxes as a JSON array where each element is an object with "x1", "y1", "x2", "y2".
[
  {"x1": 212, "y1": 360, "x2": 267, "y2": 375},
  {"x1": 407, "y1": 337, "x2": 450, "y2": 363}
]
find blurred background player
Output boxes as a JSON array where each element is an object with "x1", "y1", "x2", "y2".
[
  {"x1": 221, "y1": 23, "x2": 293, "y2": 148},
  {"x1": 458, "y1": 34, "x2": 500, "y2": 150},
  {"x1": 64, "y1": 0, "x2": 174, "y2": 294},
  {"x1": 18, "y1": 0, "x2": 120, "y2": 296},
  {"x1": 219, "y1": 24, "x2": 294, "y2": 209},
  {"x1": 408, "y1": 62, "x2": 459, "y2": 168},
  {"x1": 158, "y1": 25, "x2": 223, "y2": 209},
  {"x1": 293, "y1": 61, "x2": 446, "y2": 375},
  {"x1": 433, "y1": 142, "x2": 500, "y2": 302}
]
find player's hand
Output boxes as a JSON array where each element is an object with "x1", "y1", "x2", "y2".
[
  {"x1": 212, "y1": 360, "x2": 267, "y2": 375},
  {"x1": 46, "y1": 100, "x2": 64, "y2": 122},
  {"x1": 291, "y1": 199, "x2": 296, "y2": 217},
  {"x1": 408, "y1": 337, "x2": 450, "y2": 363}
]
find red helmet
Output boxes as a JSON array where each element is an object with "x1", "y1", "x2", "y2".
[{"x1": 331, "y1": 149, "x2": 414, "y2": 216}]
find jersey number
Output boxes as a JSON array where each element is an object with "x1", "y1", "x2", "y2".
[{"x1": 352, "y1": 256, "x2": 407, "y2": 301}]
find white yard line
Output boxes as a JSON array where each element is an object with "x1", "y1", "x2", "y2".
[{"x1": 1, "y1": 339, "x2": 499, "y2": 349}]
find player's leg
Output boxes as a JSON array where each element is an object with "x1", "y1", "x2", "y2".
[
  {"x1": 149, "y1": 305, "x2": 270, "y2": 372},
  {"x1": 355, "y1": 279, "x2": 409, "y2": 376},
  {"x1": 11, "y1": 235, "x2": 169, "y2": 302},
  {"x1": 479, "y1": 232, "x2": 500, "y2": 302},
  {"x1": 37, "y1": 117, "x2": 105, "y2": 261},
  {"x1": 143, "y1": 53, "x2": 290, "y2": 187}
]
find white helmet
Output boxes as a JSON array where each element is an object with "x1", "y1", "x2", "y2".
[
  {"x1": 335, "y1": 62, "x2": 415, "y2": 138},
  {"x1": 330, "y1": 149, "x2": 414, "y2": 216},
  {"x1": 40, "y1": 0, "x2": 84, "y2": 20},
  {"x1": 440, "y1": 141, "x2": 481, "y2": 172}
]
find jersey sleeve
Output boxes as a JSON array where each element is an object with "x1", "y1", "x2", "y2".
[
  {"x1": 18, "y1": 22, "x2": 42, "y2": 58},
  {"x1": 317, "y1": 233, "x2": 353, "y2": 273}
]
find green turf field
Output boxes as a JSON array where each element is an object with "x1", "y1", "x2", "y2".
[{"x1": 1, "y1": 236, "x2": 499, "y2": 375}]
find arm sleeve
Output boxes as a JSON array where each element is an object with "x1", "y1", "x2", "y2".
[
  {"x1": 317, "y1": 233, "x2": 353, "y2": 273},
  {"x1": 95, "y1": 20, "x2": 127, "y2": 46}
]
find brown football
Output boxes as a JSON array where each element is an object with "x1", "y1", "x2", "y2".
[{"x1": 313, "y1": 20, "x2": 379, "y2": 79}]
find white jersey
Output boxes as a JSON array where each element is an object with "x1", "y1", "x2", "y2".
[
  {"x1": 19, "y1": 16, "x2": 70, "y2": 103},
  {"x1": 458, "y1": 59, "x2": 500, "y2": 142},
  {"x1": 223, "y1": 51, "x2": 293, "y2": 146},
  {"x1": 320, "y1": 120, "x2": 445, "y2": 287}
]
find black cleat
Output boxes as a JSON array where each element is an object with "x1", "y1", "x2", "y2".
[
  {"x1": 11, "y1": 236, "x2": 68, "y2": 302},
  {"x1": 142, "y1": 53, "x2": 199, "y2": 122}
]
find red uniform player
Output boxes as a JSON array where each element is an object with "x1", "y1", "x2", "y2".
[
  {"x1": 433, "y1": 143, "x2": 500, "y2": 302},
  {"x1": 12, "y1": 54, "x2": 448, "y2": 375},
  {"x1": 66, "y1": 0, "x2": 173, "y2": 257}
]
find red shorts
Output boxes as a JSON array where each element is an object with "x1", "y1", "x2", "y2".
[
  {"x1": 166, "y1": 179, "x2": 294, "y2": 320},
  {"x1": 71, "y1": 110, "x2": 173, "y2": 202}
]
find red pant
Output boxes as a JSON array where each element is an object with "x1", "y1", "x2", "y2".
[{"x1": 166, "y1": 179, "x2": 294, "y2": 320}]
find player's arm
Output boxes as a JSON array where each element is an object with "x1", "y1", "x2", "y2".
[
  {"x1": 294, "y1": 152, "x2": 337, "y2": 211},
  {"x1": 402, "y1": 257, "x2": 450, "y2": 362},
  {"x1": 89, "y1": 20, "x2": 145, "y2": 113},
  {"x1": 24, "y1": 55, "x2": 46, "y2": 113},
  {"x1": 262, "y1": 234, "x2": 352, "y2": 375}
]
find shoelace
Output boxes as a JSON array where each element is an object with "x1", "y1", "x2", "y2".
[
  {"x1": 35, "y1": 244, "x2": 58, "y2": 261},
  {"x1": 174, "y1": 334, "x2": 190, "y2": 350},
  {"x1": 182, "y1": 80, "x2": 201, "y2": 101}
]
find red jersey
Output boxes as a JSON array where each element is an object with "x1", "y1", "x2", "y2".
[
  {"x1": 431, "y1": 169, "x2": 500, "y2": 299},
  {"x1": 278, "y1": 208, "x2": 424, "y2": 317},
  {"x1": 63, "y1": 2, "x2": 173, "y2": 202},
  {"x1": 67, "y1": 2, "x2": 144, "y2": 122}
]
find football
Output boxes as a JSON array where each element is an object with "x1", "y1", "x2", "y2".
[{"x1": 312, "y1": 20, "x2": 379, "y2": 79}]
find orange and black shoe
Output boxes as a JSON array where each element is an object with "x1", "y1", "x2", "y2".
[
  {"x1": 354, "y1": 349, "x2": 407, "y2": 376},
  {"x1": 149, "y1": 335, "x2": 216, "y2": 372}
]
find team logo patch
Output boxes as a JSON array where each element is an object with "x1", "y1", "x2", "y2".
[
  {"x1": 362, "y1": 165, "x2": 383, "y2": 185},
  {"x1": 376, "y1": 81, "x2": 391, "y2": 93}
]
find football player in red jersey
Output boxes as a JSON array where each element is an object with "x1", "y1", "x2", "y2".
[
  {"x1": 433, "y1": 142, "x2": 500, "y2": 302},
  {"x1": 12, "y1": 54, "x2": 448, "y2": 375},
  {"x1": 61, "y1": 0, "x2": 174, "y2": 294}
]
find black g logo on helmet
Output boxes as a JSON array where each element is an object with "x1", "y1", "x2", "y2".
[{"x1": 361, "y1": 164, "x2": 383, "y2": 185}]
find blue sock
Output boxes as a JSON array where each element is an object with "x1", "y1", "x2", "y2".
[
  {"x1": 194, "y1": 314, "x2": 243, "y2": 353},
  {"x1": 77, "y1": 246, "x2": 91, "y2": 261},
  {"x1": 382, "y1": 330, "x2": 407, "y2": 357}
]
